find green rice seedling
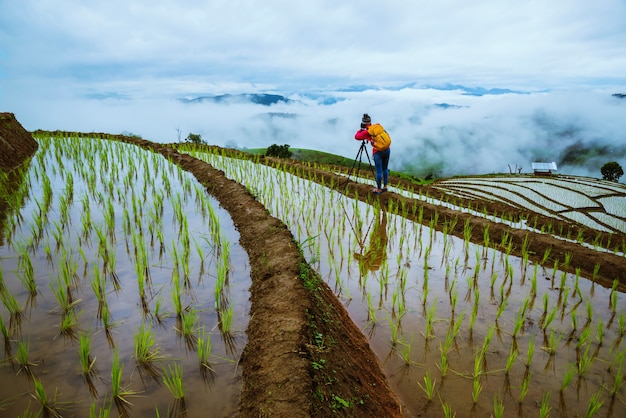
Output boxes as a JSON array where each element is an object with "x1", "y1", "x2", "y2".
[
  {"x1": 463, "y1": 218, "x2": 472, "y2": 250},
  {"x1": 618, "y1": 312, "x2": 625, "y2": 336},
  {"x1": 79, "y1": 332, "x2": 97, "y2": 375},
  {"x1": 0, "y1": 314, "x2": 10, "y2": 356},
  {"x1": 171, "y1": 270, "x2": 183, "y2": 318},
  {"x1": 367, "y1": 293, "x2": 377, "y2": 324},
  {"x1": 489, "y1": 271, "x2": 498, "y2": 290},
  {"x1": 134, "y1": 322, "x2": 162, "y2": 365},
  {"x1": 530, "y1": 266, "x2": 538, "y2": 297},
  {"x1": 479, "y1": 326, "x2": 495, "y2": 366},
  {"x1": 573, "y1": 268, "x2": 582, "y2": 299},
  {"x1": 449, "y1": 287, "x2": 458, "y2": 318},
  {"x1": 542, "y1": 306, "x2": 558, "y2": 331},
  {"x1": 512, "y1": 307, "x2": 525, "y2": 339},
  {"x1": 563, "y1": 252, "x2": 572, "y2": 270},
  {"x1": 220, "y1": 306, "x2": 234, "y2": 335},
  {"x1": 591, "y1": 262, "x2": 601, "y2": 283},
  {"x1": 0, "y1": 266, "x2": 4, "y2": 293},
  {"x1": 596, "y1": 320, "x2": 604, "y2": 346},
  {"x1": 518, "y1": 372, "x2": 531, "y2": 403},
  {"x1": 418, "y1": 371, "x2": 437, "y2": 401},
  {"x1": 153, "y1": 293, "x2": 166, "y2": 323},
  {"x1": 505, "y1": 346, "x2": 518, "y2": 375},
  {"x1": 101, "y1": 302, "x2": 113, "y2": 331},
  {"x1": 197, "y1": 328, "x2": 213, "y2": 371},
  {"x1": 585, "y1": 299, "x2": 593, "y2": 325},
  {"x1": 551, "y1": 259, "x2": 559, "y2": 284},
  {"x1": 469, "y1": 301, "x2": 478, "y2": 334},
  {"x1": 571, "y1": 310, "x2": 578, "y2": 332},
  {"x1": 388, "y1": 317, "x2": 400, "y2": 347},
  {"x1": 452, "y1": 312, "x2": 464, "y2": 340},
  {"x1": 542, "y1": 329, "x2": 562, "y2": 355},
  {"x1": 89, "y1": 395, "x2": 112, "y2": 418},
  {"x1": 520, "y1": 234, "x2": 530, "y2": 269},
  {"x1": 482, "y1": 224, "x2": 490, "y2": 253},
  {"x1": 59, "y1": 309, "x2": 80, "y2": 338},
  {"x1": 31, "y1": 378, "x2": 62, "y2": 418},
  {"x1": 16, "y1": 245, "x2": 37, "y2": 297},
  {"x1": 611, "y1": 291, "x2": 618, "y2": 315},
  {"x1": 1, "y1": 287, "x2": 23, "y2": 325},
  {"x1": 438, "y1": 343, "x2": 449, "y2": 377},
  {"x1": 608, "y1": 352, "x2": 624, "y2": 398},
  {"x1": 532, "y1": 392, "x2": 549, "y2": 417},
  {"x1": 50, "y1": 275, "x2": 80, "y2": 314},
  {"x1": 89, "y1": 268, "x2": 106, "y2": 317},
  {"x1": 177, "y1": 308, "x2": 199, "y2": 348},
  {"x1": 162, "y1": 363, "x2": 185, "y2": 400},
  {"x1": 110, "y1": 348, "x2": 135, "y2": 408},
  {"x1": 16, "y1": 339, "x2": 36, "y2": 378},
  {"x1": 525, "y1": 338, "x2": 535, "y2": 368},
  {"x1": 585, "y1": 389, "x2": 604, "y2": 417},
  {"x1": 471, "y1": 375, "x2": 482, "y2": 404},
  {"x1": 495, "y1": 300, "x2": 507, "y2": 325},
  {"x1": 423, "y1": 299, "x2": 437, "y2": 340},
  {"x1": 577, "y1": 326, "x2": 592, "y2": 350},
  {"x1": 540, "y1": 246, "x2": 552, "y2": 266},
  {"x1": 493, "y1": 395, "x2": 504, "y2": 418},
  {"x1": 439, "y1": 397, "x2": 455, "y2": 418},
  {"x1": 559, "y1": 285, "x2": 569, "y2": 312},
  {"x1": 399, "y1": 335, "x2": 414, "y2": 366},
  {"x1": 577, "y1": 343, "x2": 594, "y2": 378}
]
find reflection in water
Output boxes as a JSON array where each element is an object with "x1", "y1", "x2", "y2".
[
  {"x1": 354, "y1": 207, "x2": 388, "y2": 276},
  {"x1": 0, "y1": 164, "x2": 33, "y2": 246}
]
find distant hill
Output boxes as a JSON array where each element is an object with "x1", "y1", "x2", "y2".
[
  {"x1": 423, "y1": 83, "x2": 528, "y2": 96},
  {"x1": 179, "y1": 93, "x2": 292, "y2": 105},
  {"x1": 241, "y1": 147, "x2": 428, "y2": 185},
  {"x1": 177, "y1": 83, "x2": 531, "y2": 106}
]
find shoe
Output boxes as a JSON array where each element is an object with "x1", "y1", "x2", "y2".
[
  {"x1": 372, "y1": 188, "x2": 383, "y2": 194},
  {"x1": 382, "y1": 188, "x2": 388, "y2": 193}
]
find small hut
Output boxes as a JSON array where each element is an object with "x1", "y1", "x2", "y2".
[{"x1": 531, "y1": 162, "x2": 558, "y2": 176}]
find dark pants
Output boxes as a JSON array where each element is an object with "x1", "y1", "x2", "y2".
[{"x1": 374, "y1": 148, "x2": 390, "y2": 189}]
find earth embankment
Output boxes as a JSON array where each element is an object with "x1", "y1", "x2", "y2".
[{"x1": 0, "y1": 113, "x2": 38, "y2": 172}]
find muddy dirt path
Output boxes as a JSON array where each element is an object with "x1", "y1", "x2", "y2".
[{"x1": 120, "y1": 139, "x2": 404, "y2": 417}]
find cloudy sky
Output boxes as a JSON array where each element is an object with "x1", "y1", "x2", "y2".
[{"x1": 1, "y1": 1, "x2": 626, "y2": 176}]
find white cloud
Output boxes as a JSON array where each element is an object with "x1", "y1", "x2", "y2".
[
  {"x1": 1, "y1": 1, "x2": 625, "y2": 180},
  {"x1": 2, "y1": 0, "x2": 625, "y2": 96}
]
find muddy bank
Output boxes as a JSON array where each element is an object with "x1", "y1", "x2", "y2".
[
  {"x1": 0, "y1": 113, "x2": 39, "y2": 245},
  {"x1": 0, "y1": 113, "x2": 38, "y2": 172}
]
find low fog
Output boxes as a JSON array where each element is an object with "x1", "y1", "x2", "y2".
[{"x1": 13, "y1": 87, "x2": 626, "y2": 179}]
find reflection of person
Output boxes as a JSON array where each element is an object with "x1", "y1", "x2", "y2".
[
  {"x1": 354, "y1": 208, "x2": 388, "y2": 273},
  {"x1": 354, "y1": 113, "x2": 391, "y2": 194}
]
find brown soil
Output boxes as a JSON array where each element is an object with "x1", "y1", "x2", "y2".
[
  {"x1": 7, "y1": 124, "x2": 626, "y2": 417},
  {"x1": 0, "y1": 113, "x2": 38, "y2": 172}
]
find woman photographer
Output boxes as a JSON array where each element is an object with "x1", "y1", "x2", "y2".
[{"x1": 354, "y1": 113, "x2": 391, "y2": 194}]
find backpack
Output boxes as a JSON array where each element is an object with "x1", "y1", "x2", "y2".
[{"x1": 367, "y1": 123, "x2": 391, "y2": 151}]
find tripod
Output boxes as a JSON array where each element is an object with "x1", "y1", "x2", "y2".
[{"x1": 343, "y1": 140, "x2": 375, "y2": 187}]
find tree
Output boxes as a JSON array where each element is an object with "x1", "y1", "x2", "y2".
[
  {"x1": 185, "y1": 133, "x2": 206, "y2": 145},
  {"x1": 601, "y1": 161, "x2": 624, "y2": 182},
  {"x1": 265, "y1": 144, "x2": 292, "y2": 159}
]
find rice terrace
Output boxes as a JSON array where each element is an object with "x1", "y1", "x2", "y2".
[{"x1": 1, "y1": 111, "x2": 626, "y2": 417}]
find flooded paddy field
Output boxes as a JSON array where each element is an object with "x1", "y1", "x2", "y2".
[
  {"x1": 186, "y1": 147, "x2": 626, "y2": 418},
  {"x1": 0, "y1": 135, "x2": 250, "y2": 417}
]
